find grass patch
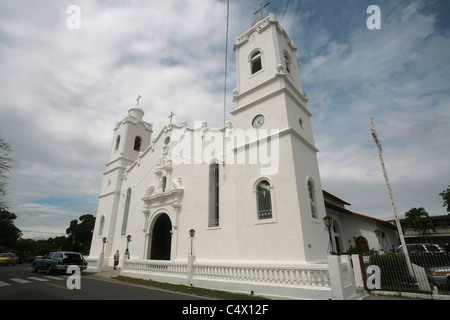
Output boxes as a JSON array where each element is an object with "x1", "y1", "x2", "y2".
[{"x1": 114, "y1": 276, "x2": 269, "y2": 300}]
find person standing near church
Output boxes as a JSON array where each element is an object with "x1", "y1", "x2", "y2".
[{"x1": 113, "y1": 250, "x2": 119, "y2": 270}]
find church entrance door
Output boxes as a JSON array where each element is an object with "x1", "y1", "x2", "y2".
[{"x1": 150, "y1": 213, "x2": 172, "y2": 260}]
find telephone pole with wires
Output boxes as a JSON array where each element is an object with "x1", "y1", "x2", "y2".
[{"x1": 370, "y1": 117, "x2": 414, "y2": 276}]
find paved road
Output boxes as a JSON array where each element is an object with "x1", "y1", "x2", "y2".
[{"x1": 0, "y1": 263, "x2": 209, "y2": 300}]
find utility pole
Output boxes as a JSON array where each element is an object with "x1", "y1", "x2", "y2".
[{"x1": 370, "y1": 117, "x2": 414, "y2": 276}]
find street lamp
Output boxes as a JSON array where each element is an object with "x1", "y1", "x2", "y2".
[
  {"x1": 101, "y1": 237, "x2": 107, "y2": 255},
  {"x1": 323, "y1": 216, "x2": 336, "y2": 255},
  {"x1": 125, "y1": 235, "x2": 132, "y2": 259},
  {"x1": 189, "y1": 229, "x2": 195, "y2": 256}
]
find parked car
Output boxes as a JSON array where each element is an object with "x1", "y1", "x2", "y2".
[
  {"x1": 427, "y1": 265, "x2": 450, "y2": 290},
  {"x1": 0, "y1": 253, "x2": 19, "y2": 266},
  {"x1": 31, "y1": 251, "x2": 87, "y2": 274},
  {"x1": 396, "y1": 243, "x2": 444, "y2": 254}
]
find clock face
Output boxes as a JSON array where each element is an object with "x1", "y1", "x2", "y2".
[{"x1": 252, "y1": 114, "x2": 265, "y2": 129}]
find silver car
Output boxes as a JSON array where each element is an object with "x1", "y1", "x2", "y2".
[{"x1": 427, "y1": 266, "x2": 450, "y2": 290}]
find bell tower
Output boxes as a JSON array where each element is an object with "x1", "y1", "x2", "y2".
[
  {"x1": 232, "y1": 13, "x2": 311, "y2": 142},
  {"x1": 231, "y1": 13, "x2": 328, "y2": 263},
  {"x1": 91, "y1": 101, "x2": 153, "y2": 261}
]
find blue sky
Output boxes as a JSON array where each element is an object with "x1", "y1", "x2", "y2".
[{"x1": 0, "y1": 0, "x2": 449, "y2": 239}]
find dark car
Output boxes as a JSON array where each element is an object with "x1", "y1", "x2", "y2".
[
  {"x1": 396, "y1": 243, "x2": 444, "y2": 254},
  {"x1": 31, "y1": 251, "x2": 87, "y2": 274}
]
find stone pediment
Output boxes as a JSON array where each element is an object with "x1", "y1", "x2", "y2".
[
  {"x1": 141, "y1": 180, "x2": 183, "y2": 211},
  {"x1": 142, "y1": 187, "x2": 183, "y2": 209}
]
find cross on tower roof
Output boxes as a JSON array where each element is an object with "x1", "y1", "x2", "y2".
[
  {"x1": 254, "y1": 2, "x2": 270, "y2": 19},
  {"x1": 136, "y1": 94, "x2": 142, "y2": 106},
  {"x1": 168, "y1": 111, "x2": 175, "y2": 123}
]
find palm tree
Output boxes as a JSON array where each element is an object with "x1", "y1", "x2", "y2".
[{"x1": 404, "y1": 207, "x2": 435, "y2": 243}]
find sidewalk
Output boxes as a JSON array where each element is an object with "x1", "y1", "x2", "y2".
[{"x1": 86, "y1": 266, "x2": 121, "y2": 279}]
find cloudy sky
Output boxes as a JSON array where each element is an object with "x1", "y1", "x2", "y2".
[{"x1": 0, "y1": 0, "x2": 449, "y2": 239}]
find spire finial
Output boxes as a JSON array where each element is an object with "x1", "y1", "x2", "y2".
[
  {"x1": 168, "y1": 111, "x2": 175, "y2": 123},
  {"x1": 254, "y1": 2, "x2": 270, "y2": 19},
  {"x1": 136, "y1": 94, "x2": 142, "y2": 106}
]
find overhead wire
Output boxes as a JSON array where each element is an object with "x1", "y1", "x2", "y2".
[{"x1": 280, "y1": 0, "x2": 290, "y2": 24}]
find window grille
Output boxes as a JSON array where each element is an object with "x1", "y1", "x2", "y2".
[
  {"x1": 308, "y1": 180, "x2": 317, "y2": 218},
  {"x1": 257, "y1": 180, "x2": 272, "y2": 219},
  {"x1": 209, "y1": 163, "x2": 220, "y2": 227}
]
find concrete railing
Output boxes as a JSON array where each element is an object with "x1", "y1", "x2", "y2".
[
  {"x1": 123, "y1": 259, "x2": 188, "y2": 276},
  {"x1": 193, "y1": 261, "x2": 330, "y2": 287},
  {"x1": 85, "y1": 256, "x2": 100, "y2": 273},
  {"x1": 121, "y1": 259, "x2": 189, "y2": 285},
  {"x1": 120, "y1": 255, "x2": 360, "y2": 299}
]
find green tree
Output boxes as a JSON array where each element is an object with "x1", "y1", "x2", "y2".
[
  {"x1": 439, "y1": 185, "x2": 450, "y2": 213},
  {"x1": 65, "y1": 214, "x2": 95, "y2": 254},
  {"x1": 404, "y1": 207, "x2": 435, "y2": 243},
  {"x1": 0, "y1": 134, "x2": 14, "y2": 209},
  {"x1": 0, "y1": 208, "x2": 22, "y2": 248}
]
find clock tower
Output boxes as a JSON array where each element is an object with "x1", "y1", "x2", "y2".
[{"x1": 231, "y1": 13, "x2": 328, "y2": 263}]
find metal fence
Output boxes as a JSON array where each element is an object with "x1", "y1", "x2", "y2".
[{"x1": 362, "y1": 251, "x2": 450, "y2": 295}]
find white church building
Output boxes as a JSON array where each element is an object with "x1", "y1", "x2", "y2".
[{"x1": 87, "y1": 13, "x2": 398, "y2": 299}]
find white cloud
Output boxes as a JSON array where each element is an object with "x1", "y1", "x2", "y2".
[{"x1": 299, "y1": 1, "x2": 450, "y2": 218}]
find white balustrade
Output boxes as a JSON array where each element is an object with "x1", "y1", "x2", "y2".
[
  {"x1": 119, "y1": 256, "x2": 361, "y2": 299},
  {"x1": 123, "y1": 259, "x2": 188, "y2": 277},
  {"x1": 192, "y1": 262, "x2": 330, "y2": 288},
  {"x1": 122, "y1": 259, "x2": 330, "y2": 289}
]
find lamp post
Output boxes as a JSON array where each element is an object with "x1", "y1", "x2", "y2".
[
  {"x1": 189, "y1": 229, "x2": 195, "y2": 256},
  {"x1": 187, "y1": 229, "x2": 196, "y2": 284},
  {"x1": 125, "y1": 235, "x2": 132, "y2": 259},
  {"x1": 323, "y1": 216, "x2": 336, "y2": 255},
  {"x1": 101, "y1": 237, "x2": 107, "y2": 255}
]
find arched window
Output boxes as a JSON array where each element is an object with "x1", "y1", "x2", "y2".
[
  {"x1": 308, "y1": 179, "x2": 318, "y2": 218},
  {"x1": 115, "y1": 135, "x2": 121, "y2": 151},
  {"x1": 284, "y1": 51, "x2": 292, "y2": 74},
  {"x1": 98, "y1": 215, "x2": 105, "y2": 236},
  {"x1": 250, "y1": 50, "x2": 263, "y2": 74},
  {"x1": 257, "y1": 180, "x2": 272, "y2": 219},
  {"x1": 209, "y1": 163, "x2": 219, "y2": 227},
  {"x1": 121, "y1": 188, "x2": 131, "y2": 236},
  {"x1": 134, "y1": 136, "x2": 142, "y2": 152}
]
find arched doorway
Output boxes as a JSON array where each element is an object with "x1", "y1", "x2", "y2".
[
  {"x1": 355, "y1": 236, "x2": 369, "y2": 250},
  {"x1": 150, "y1": 214, "x2": 172, "y2": 260}
]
